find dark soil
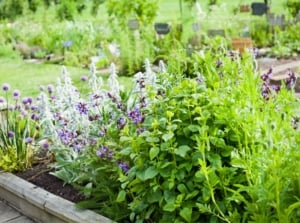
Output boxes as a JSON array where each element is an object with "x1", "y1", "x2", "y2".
[{"x1": 15, "y1": 150, "x2": 86, "y2": 203}]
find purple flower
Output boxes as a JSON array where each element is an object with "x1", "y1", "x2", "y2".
[
  {"x1": 261, "y1": 83, "x2": 270, "y2": 99},
  {"x1": 117, "y1": 161, "x2": 129, "y2": 173},
  {"x1": 31, "y1": 113, "x2": 39, "y2": 121},
  {"x1": 128, "y1": 107, "x2": 144, "y2": 124},
  {"x1": 96, "y1": 145, "x2": 108, "y2": 158},
  {"x1": 76, "y1": 102, "x2": 89, "y2": 115},
  {"x1": 31, "y1": 105, "x2": 38, "y2": 111},
  {"x1": 41, "y1": 141, "x2": 50, "y2": 149},
  {"x1": 13, "y1": 90, "x2": 20, "y2": 99},
  {"x1": 47, "y1": 85, "x2": 54, "y2": 94},
  {"x1": 25, "y1": 137, "x2": 33, "y2": 144},
  {"x1": 80, "y1": 76, "x2": 88, "y2": 82},
  {"x1": 261, "y1": 68, "x2": 273, "y2": 83},
  {"x1": 96, "y1": 145, "x2": 114, "y2": 160},
  {"x1": 22, "y1": 97, "x2": 33, "y2": 106},
  {"x1": 117, "y1": 116, "x2": 126, "y2": 130},
  {"x1": 2, "y1": 83, "x2": 10, "y2": 91},
  {"x1": 0, "y1": 96, "x2": 5, "y2": 103},
  {"x1": 8, "y1": 131, "x2": 14, "y2": 138},
  {"x1": 57, "y1": 128, "x2": 76, "y2": 145},
  {"x1": 270, "y1": 85, "x2": 281, "y2": 92},
  {"x1": 285, "y1": 69, "x2": 297, "y2": 89}
]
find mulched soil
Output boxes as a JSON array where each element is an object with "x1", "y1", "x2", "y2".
[
  {"x1": 15, "y1": 150, "x2": 86, "y2": 203},
  {"x1": 13, "y1": 56, "x2": 300, "y2": 205}
]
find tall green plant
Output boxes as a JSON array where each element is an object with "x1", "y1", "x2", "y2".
[{"x1": 0, "y1": 84, "x2": 40, "y2": 172}]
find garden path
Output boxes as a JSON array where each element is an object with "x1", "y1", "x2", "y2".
[{"x1": 0, "y1": 200, "x2": 35, "y2": 223}]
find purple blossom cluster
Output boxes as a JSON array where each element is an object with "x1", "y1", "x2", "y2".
[
  {"x1": 260, "y1": 68, "x2": 298, "y2": 99},
  {"x1": 260, "y1": 68, "x2": 280, "y2": 99},
  {"x1": 95, "y1": 146, "x2": 130, "y2": 173},
  {"x1": 285, "y1": 69, "x2": 297, "y2": 89},
  {"x1": 127, "y1": 107, "x2": 144, "y2": 124},
  {"x1": 96, "y1": 145, "x2": 114, "y2": 160},
  {"x1": 117, "y1": 161, "x2": 129, "y2": 173},
  {"x1": 76, "y1": 102, "x2": 89, "y2": 115}
]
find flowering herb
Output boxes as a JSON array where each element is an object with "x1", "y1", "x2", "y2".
[{"x1": 2, "y1": 83, "x2": 10, "y2": 91}]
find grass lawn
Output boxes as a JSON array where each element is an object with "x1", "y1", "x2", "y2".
[{"x1": 0, "y1": 57, "x2": 133, "y2": 97}]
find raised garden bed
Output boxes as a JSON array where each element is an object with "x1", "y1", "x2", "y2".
[{"x1": 0, "y1": 170, "x2": 113, "y2": 223}]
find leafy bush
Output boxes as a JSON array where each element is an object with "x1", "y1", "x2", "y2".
[
  {"x1": 117, "y1": 50, "x2": 300, "y2": 222},
  {"x1": 286, "y1": 0, "x2": 300, "y2": 17},
  {"x1": 0, "y1": 0, "x2": 24, "y2": 20},
  {"x1": 35, "y1": 45, "x2": 300, "y2": 222}
]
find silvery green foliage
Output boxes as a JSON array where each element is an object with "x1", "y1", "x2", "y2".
[
  {"x1": 145, "y1": 58, "x2": 156, "y2": 86},
  {"x1": 38, "y1": 60, "x2": 161, "y2": 152},
  {"x1": 108, "y1": 63, "x2": 120, "y2": 99},
  {"x1": 36, "y1": 92, "x2": 58, "y2": 145},
  {"x1": 89, "y1": 62, "x2": 103, "y2": 94}
]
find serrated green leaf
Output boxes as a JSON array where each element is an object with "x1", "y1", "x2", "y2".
[
  {"x1": 149, "y1": 147, "x2": 159, "y2": 160},
  {"x1": 175, "y1": 145, "x2": 191, "y2": 158},
  {"x1": 162, "y1": 132, "x2": 174, "y2": 142},
  {"x1": 116, "y1": 190, "x2": 126, "y2": 202},
  {"x1": 180, "y1": 207, "x2": 192, "y2": 223}
]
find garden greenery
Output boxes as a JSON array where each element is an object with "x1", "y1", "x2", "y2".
[
  {"x1": 26, "y1": 44, "x2": 300, "y2": 222},
  {"x1": 0, "y1": 84, "x2": 40, "y2": 171}
]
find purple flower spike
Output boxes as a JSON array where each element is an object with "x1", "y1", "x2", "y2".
[
  {"x1": 128, "y1": 107, "x2": 144, "y2": 124},
  {"x1": 76, "y1": 102, "x2": 89, "y2": 115},
  {"x1": 2, "y1": 83, "x2": 10, "y2": 91},
  {"x1": 118, "y1": 161, "x2": 129, "y2": 173},
  {"x1": 96, "y1": 145, "x2": 114, "y2": 160},
  {"x1": 0, "y1": 96, "x2": 5, "y2": 103},
  {"x1": 47, "y1": 85, "x2": 54, "y2": 94}
]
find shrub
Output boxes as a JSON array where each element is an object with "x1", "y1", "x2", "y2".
[{"x1": 36, "y1": 47, "x2": 300, "y2": 222}]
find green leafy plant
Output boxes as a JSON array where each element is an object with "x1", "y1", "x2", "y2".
[
  {"x1": 0, "y1": 0, "x2": 25, "y2": 20},
  {"x1": 0, "y1": 84, "x2": 40, "y2": 172},
  {"x1": 286, "y1": 0, "x2": 300, "y2": 17}
]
